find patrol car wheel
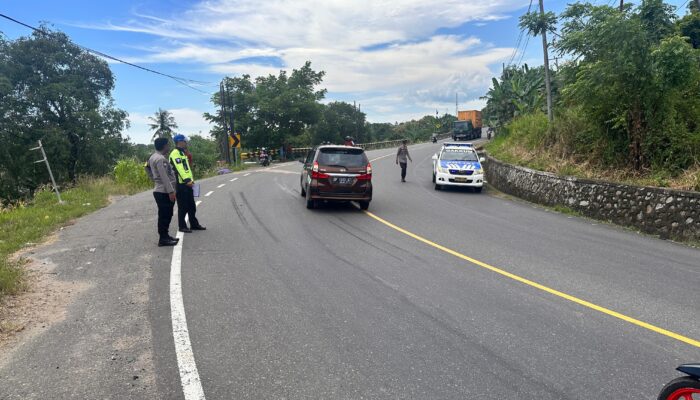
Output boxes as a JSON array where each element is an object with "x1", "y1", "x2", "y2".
[
  {"x1": 474, "y1": 187, "x2": 482, "y2": 193},
  {"x1": 434, "y1": 183, "x2": 441, "y2": 191},
  {"x1": 432, "y1": 173, "x2": 436, "y2": 183}
]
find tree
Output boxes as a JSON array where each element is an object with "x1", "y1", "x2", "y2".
[
  {"x1": 311, "y1": 102, "x2": 367, "y2": 145},
  {"x1": 678, "y1": 3, "x2": 700, "y2": 49},
  {"x1": 481, "y1": 65, "x2": 550, "y2": 131},
  {"x1": 148, "y1": 108, "x2": 178, "y2": 141},
  {"x1": 204, "y1": 62, "x2": 326, "y2": 153},
  {"x1": 0, "y1": 27, "x2": 129, "y2": 200},
  {"x1": 557, "y1": 0, "x2": 700, "y2": 170},
  {"x1": 520, "y1": 2, "x2": 558, "y2": 121}
]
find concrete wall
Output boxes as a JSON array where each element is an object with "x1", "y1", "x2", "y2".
[{"x1": 484, "y1": 156, "x2": 700, "y2": 241}]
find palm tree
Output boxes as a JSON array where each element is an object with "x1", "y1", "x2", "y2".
[{"x1": 148, "y1": 108, "x2": 178, "y2": 141}]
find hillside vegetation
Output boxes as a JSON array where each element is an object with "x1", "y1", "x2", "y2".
[{"x1": 483, "y1": 0, "x2": 700, "y2": 191}]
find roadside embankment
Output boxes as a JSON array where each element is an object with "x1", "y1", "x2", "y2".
[{"x1": 484, "y1": 156, "x2": 700, "y2": 241}]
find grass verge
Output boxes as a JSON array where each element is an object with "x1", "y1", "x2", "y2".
[
  {"x1": 486, "y1": 134, "x2": 700, "y2": 192},
  {"x1": 0, "y1": 177, "x2": 147, "y2": 301}
]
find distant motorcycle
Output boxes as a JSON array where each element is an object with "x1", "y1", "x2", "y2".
[
  {"x1": 657, "y1": 364, "x2": 700, "y2": 400},
  {"x1": 259, "y1": 152, "x2": 270, "y2": 167}
]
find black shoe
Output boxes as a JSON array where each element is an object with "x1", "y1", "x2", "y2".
[
  {"x1": 179, "y1": 227, "x2": 192, "y2": 233},
  {"x1": 168, "y1": 235, "x2": 179, "y2": 241},
  {"x1": 158, "y1": 238, "x2": 179, "y2": 247},
  {"x1": 191, "y1": 225, "x2": 207, "y2": 231}
]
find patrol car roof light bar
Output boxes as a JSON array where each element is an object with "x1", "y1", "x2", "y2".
[{"x1": 31, "y1": 140, "x2": 64, "y2": 204}]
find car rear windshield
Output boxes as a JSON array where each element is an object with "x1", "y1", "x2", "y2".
[
  {"x1": 441, "y1": 149, "x2": 478, "y2": 161},
  {"x1": 318, "y1": 148, "x2": 368, "y2": 168}
]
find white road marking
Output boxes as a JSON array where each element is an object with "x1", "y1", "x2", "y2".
[
  {"x1": 244, "y1": 173, "x2": 251, "y2": 177},
  {"x1": 370, "y1": 153, "x2": 394, "y2": 162},
  {"x1": 230, "y1": 177, "x2": 238, "y2": 182},
  {"x1": 170, "y1": 225, "x2": 206, "y2": 400},
  {"x1": 196, "y1": 200, "x2": 202, "y2": 206},
  {"x1": 204, "y1": 191, "x2": 214, "y2": 197},
  {"x1": 217, "y1": 184, "x2": 225, "y2": 188}
]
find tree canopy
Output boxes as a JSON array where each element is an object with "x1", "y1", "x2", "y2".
[{"x1": 0, "y1": 28, "x2": 129, "y2": 201}]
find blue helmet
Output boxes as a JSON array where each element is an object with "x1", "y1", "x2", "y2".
[{"x1": 173, "y1": 134, "x2": 188, "y2": 143}]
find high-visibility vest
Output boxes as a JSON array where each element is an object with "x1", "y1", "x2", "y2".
[{"x1": 169, "y1": 148, "x2": 194, "y2": 184}]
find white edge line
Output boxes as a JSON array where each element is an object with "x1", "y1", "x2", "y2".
[
  {"x1": 196, "y1": 200, "x2": 202, "y2": 206},
  {"x1": 204, "y1": 191, "x2": 214, "y2": 197},
  {"x1": 217, "y1": 184, "x2": 225, "y2": 188},
  {"x1": 230, "y1": 177, "x2": 238, "y2": 182},
  {"x1": 170, "y1": 227, "x2": 206, "y2": 400},
  {"x1": 244, "y1": 173, "x2": 251, "y2": 177}
]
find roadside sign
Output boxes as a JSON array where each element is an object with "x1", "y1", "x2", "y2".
[{"x1": 229, "y1": 133, "x2": 241, "y2": 148}]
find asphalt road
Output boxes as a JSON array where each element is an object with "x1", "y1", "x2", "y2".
[{"x1": 1, "y1": 140, "x2": 699, "y2": 399}]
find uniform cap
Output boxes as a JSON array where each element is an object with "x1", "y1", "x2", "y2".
[{"x1": 173, "y1": 134, "x2": 188, "y2": 143}]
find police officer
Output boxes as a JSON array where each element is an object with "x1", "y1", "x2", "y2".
[
  {"x1": 148, "y1": 138, "x2": 179, "y2": 246},
  {"x1": 170, "y1": 134, "x2": 206, "y2": 233}
]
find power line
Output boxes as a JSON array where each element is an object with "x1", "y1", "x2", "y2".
[
  {"x1": 509, "y1": 0, "x2": 535, "y2": 67},
  {"x1": 0, "y1": 13, "x2": 211, "y2": 93},
  {"x1": 676, "y1": 0, "x2": 690, "y2": 11},
  {"x1": 517, "y1": 34, "x2": 531, "y2": 66}
]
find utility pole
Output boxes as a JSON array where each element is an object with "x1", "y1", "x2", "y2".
[
  {"x1": 219, "y1": 81, "x2": 232, "y2": 164},
  {"x1": 539, "y1": 0, "x2": 553, "y2": 122},
  {"x1": 31, "y1": 140, "x2": 64, "y2": 204},
  {"x1": 619, "y1": 0, "x2": 624, "y2": 11},
  {"x1": 455, "y1": 93, "x2": 458, "y2": 117}
]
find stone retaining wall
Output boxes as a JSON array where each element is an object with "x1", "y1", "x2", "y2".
[{"x1": 484, "y1": 156, "x2": 700, "y2": 241}]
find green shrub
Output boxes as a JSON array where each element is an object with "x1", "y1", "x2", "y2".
[
  {"x1": 507, "y1": 112, "x2": 550, "y2": 150},
  {"x1": 113, "y1": 159, "x2": 151, "y2": 190}
]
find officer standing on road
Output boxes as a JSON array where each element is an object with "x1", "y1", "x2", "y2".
[
  {"x1": 170, "y1": 134, "x2": 206, "y2": 233},
  {"x1": 396, "y1": 139, "x2": 413, "y2": 183},
  {"x1": 148, "y1": 138, "x2": 179, "y2": 247}
]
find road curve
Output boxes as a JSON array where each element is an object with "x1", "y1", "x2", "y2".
[
  {"x1": 177, "y1": 141, "x2": 700, "y2": 399},
  {"x1": 0, "y1": 140, "x2": 698, "y2": 399}
]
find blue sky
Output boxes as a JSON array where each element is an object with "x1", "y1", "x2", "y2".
[{"x1": 0, "y1": 0, "x2": 691, "y2": 144}]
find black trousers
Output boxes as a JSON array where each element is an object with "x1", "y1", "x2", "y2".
[
  {"x1": 399, "y1": 162, "x2": 407, "y2": 180},
  {"x1": 153, "y1": 192, "x2": 175, "y2": 239},
  {"x1": 176, "y1": 183, "x2": 200, "y2": 229}
]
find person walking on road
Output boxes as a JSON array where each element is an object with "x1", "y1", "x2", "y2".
[
  {"x1": 396, "y1": 139, "x2": 412, "y2": 182},
  {"x1": 169, "y1": 134, "x2": 206, "y2": 233},
  {"x1": 148, "y1": 138, "x2": 179, "y2": 247}
]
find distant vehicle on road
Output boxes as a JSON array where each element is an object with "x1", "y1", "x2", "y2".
[
  {"x1": 451, "y1": 120, "x2": 476, "y2": 141},
  {"x1": 432, "y1": 142, "x2": 485, "y2": 192},
  {"x1": 457, "y1": 110, "x2": 483, "y2": 137},
  {"x1": 299, "y1": 145, "x2": 372, "y2": 210}
]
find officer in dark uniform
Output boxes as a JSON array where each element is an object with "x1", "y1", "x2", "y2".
[{"x1": 169, "y1": 134, "x2": 206, "y2": 233}]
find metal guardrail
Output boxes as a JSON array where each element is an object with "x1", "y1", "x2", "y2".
[
  {"x1": 241, "y1": 135, "x2": 453, "y2": 161},
  {"x1": 290, "y1": 138, "x2": 423, "y2": 158}
]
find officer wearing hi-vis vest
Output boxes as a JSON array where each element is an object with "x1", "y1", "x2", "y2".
[{"x1": 170, "y1": 134, "x2": 206, "y2": 233}]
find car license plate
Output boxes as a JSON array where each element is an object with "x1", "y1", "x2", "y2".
[
  {"x1": 334, "y1": 177, "x2": 353, "y2": 185},
  {"x1": 454, "y1": 177, "x2": 468, "y2": 183}
]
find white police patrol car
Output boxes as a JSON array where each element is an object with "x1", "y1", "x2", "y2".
[{"x1": 431, "y1": 143, "x2": 485, "y2": 192}]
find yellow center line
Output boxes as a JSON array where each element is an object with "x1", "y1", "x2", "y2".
[{"x1": 364, "y1": 210, "x2": 700, "y2": 348}]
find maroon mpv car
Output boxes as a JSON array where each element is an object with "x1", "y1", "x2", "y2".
[{"x1": 300, "y1": 146, "x2": 372, "y2": 210}]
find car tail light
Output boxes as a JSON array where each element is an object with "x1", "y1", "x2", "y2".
[
  {"x1": 357, "y1": 163, "x2": 372, "y2": 180},
  {"x1": 311, "y1": 161, "x2": 329, "y2": 179}
]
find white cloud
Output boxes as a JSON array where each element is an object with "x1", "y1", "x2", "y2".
[
  {"x1": 125, "y1": 108, "x2": 213, "y2": 144},
  {"x1": 92, "y1": 0, "x2": 526, "y2": 123}
]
